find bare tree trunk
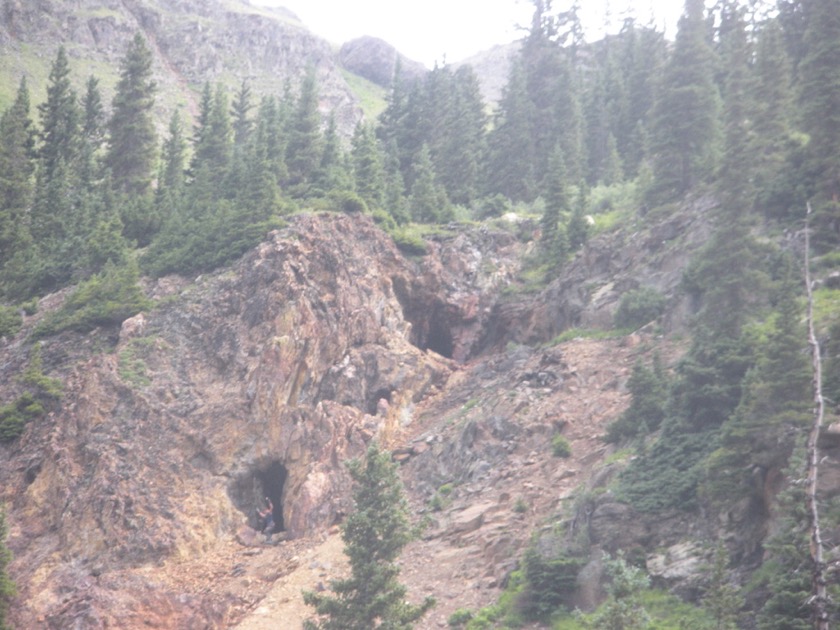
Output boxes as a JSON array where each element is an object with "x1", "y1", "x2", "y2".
[{"x1": 804, "y1": 202, "x2": 830, "y2": 630}]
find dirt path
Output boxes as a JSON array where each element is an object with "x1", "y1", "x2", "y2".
[{"x1": 233, "y1": 534, "x2": 348, "y2": 629}]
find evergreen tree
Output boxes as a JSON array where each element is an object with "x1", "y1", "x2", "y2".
[
  {"x1": 754, "y1": 451, "x2": 814, "y2": 630},
  {"x1": 30, "y1": 48, "x2": 84, "y2": 289},
  {"x1": 255, "y1": 95, "x2": 289, "y2": 185},
  {"x1": 106, "y1": 33, "x2": 157, "y2": 198},
  {"x1": 0, "y1": 78, "x2": 36, "y2": 273},
  {"x1": 191, "y1": 83, "x2": 233, "y2": 189},
  {"x1": 701, "y1": 544, "x2": 741, "y2": 630},
  {"x1": 157, "y1": 110, "x2": 187, "y2": 206},
  {"x1": 718, "y1": 2, "x2": 756, "y2": 209},
  {"x1": 312, "y1": 114, "x2": 352, "y2": 195},
  {"x1": 752, "y1": 20, "x2": 796, "y2": 217},
  {"x1": 377, "y1": 60, "x2": 418, "y2": 189},
  {"x1": 436, "y1": 65, "x2": 486, "y2": 206},
  {"x1": 231, "y1": 79, "x2": 254, "y2": 148},
  {"x1": 79, "y1": 76, "x2": 105, "y2": 193},
  {"x1": 192, "y1": 82, "x2": 213, "y2": 166},
  {"x1": 377, "y1": 58, "x2": 409, "y2": 151},
  {"x1": 540, "y1": 145, "x2": 570, "y2": 269},
  {"x1": 37, "y1": 47, "x2": 81, "y2": 183},
  {"x1": 605, "y1": 354, "x2": 668, "y2": 443},
  {"x1": 409, "y1": 144, "x2": 448, "y2": 223},
  {"x1": 617, "y1": 22, "x2": 666, "y2": 177},
  {"x1": 234, "y1": 119, "x2": 284, "y2": 227},
  {"x1": 582, "y1": 552, "x2": 651, "y2": 630},
  {"x1": 647, "y1": 0, "x2": 721, "y2": 203},
  {"x1": 798, "y1": 0, "x2": 840, "y2": 248},
  {"x1": 285, "y1": 67, "x2": 323, "y2": 190},
  {"x1": 351, "y1": 122, "x2": 386, "y2": 211},
  {"x1": 705, "y1": 259, "x2": 811, "y2": 502},
  {"x1": 523, "y1": 1, "x2": 576, "y2": 185},
  {"x1": 383, "y1": 144, "x2": 410, "y2": 225},
  {"x1": 484, "y1": 60, "x2": 537, "y2": 201},
  {"x1": 567, "y1": 183, "x2": 590, "y2": 251},
  {"x1": 584, "y1": 47, "x2": 625, "y2": 185},
  {"x1": 0, "y1": 507, "x2": 14, "y2": 630},
  {"x1": 303, "y1": 443, "x2": 434, "y2": 630}
]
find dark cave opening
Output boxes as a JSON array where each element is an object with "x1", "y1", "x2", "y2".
[
  {"x1": 229, "y1": 460, "x2": 287, "y2": 531},
  {"x1": 390, "y1": 275, "x2": 458, "y2": 361},
  {"x1": 367, "y1": 388, "x2": 393, "y2": 415},
  {"x1": 257, "y1": 461, "x2": 287, "y2": 530},
  {"x1": 426, "y1": 310, "x2": 454, "y2": 358}
]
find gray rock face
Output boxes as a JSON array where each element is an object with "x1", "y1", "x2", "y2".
[
  {"x1": 453, "y1": 41, "x2": 521, "y2": 104},
  {"x1": 338, "y1": 35, "x2": 428, "y2": 87}
]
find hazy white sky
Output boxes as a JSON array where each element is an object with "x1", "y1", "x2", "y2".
[{"x1": 252, "y1": 1, "x2": 687, "y2": 68}]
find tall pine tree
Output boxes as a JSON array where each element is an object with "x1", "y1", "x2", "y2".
[
  {"x1": 106, "y1": 33, "x2": 157, "y2": 198},
  {"x1": 798, "y1": 0, "x2": 840, "y2": 248},
  {"x1": 0, "y1": 78, "x2": 36, "y2": 277},
  {"x1": 285, "y1": 67, "x2": 323, "y2": 191},
  {"x1": 647, "y1": 0, "x2": 721, "y2": 203},
  {"x1": 303, "y1": 444, "x2": 434, "y2": 630}
]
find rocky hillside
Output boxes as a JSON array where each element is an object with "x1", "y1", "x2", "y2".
[
  {"x1": 5, "y1": 191, "x2": 836, "y2": 628},
  {"x1": 0, "y1": 0, "x2": 366, "y2": 134}
]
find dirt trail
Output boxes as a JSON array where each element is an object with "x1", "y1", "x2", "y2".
[{"x1": 233, "y1": 534, "x2": 348, "y2": 630}]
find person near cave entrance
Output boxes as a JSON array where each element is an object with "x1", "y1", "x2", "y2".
[{"x1": 257, "y1": 497, "x2": 275, "y2": 543}]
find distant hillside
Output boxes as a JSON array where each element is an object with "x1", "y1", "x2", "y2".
[
  {"x1": 0, "y1": 0, "x2": 365, "y2": 134},
  {"x1": 454, "y1": 40, "x2": 521, "y2": 105}
]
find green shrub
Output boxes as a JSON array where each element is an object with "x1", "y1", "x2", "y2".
[
  {"x1": 0, "y1": 306, "x2": 22, "y2": 339},
  {"x1": 552, "y1": 434, "x2": 572, "y2": 458},
  {"x1": 605, "y1": 356, "x2": 668, "y2": 444},
  {"x1": 329, "y1": 190, "x2": 368, "y2": 214},
  {"x1": 464, "y1": 603, "x2": 504, "y2": 629},
  {"x1": 1, "y1": 344, "x2": 63, "y2": 441},
  {"x1": 370, "y1": 207, "x2": 397, "y2": 231},
  {"x1": 21, "y1": 345, "x2": 62, "y2": 400},
  {"x1": 0, "y1": 506, "x2": 15, "y2": 628},
  {"x1": 473, "y1": 194, "x2": 510, "y2": 220},
  {"x1": 118, "y1": 337, "x2": 155, "y2": 387},
  {"x1": 21, "y1": 298, "x2": 38, "y2": 316},
  {"x1": 550, "y1": 327, "x2": 629, "y2": 344},
  {"x1": 520, "y1": 545, "x2": 585, "y2": 621},
  {"x1": 391, "y1": 228, "x2": 428, "y2": 256},
  {"x1": 0, "y1": 394, "x2": 36, "y2": 441},
  {"x1": 614, "y1": 287, "x2": 666, "y2": 330},
  {"x1": 513, "y1": 498, "x2": 529, "y2": 513},
  {"x1": 34, "y1": 260, "x2": 151, "y2": 338},
  {"x1": 448, "y1": 608, "x2": 474, "y2": 627}
]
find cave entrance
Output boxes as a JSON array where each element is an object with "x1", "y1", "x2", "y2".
[
  {"x1": 426, "y1": 310, "x2": 454, "y2": 358},
  {"x1": 257, "y1": 461, "x2": 286, "y2": 530},
  {"x1": 229, "y1": 460, "x2": 287, "y2": 531}
]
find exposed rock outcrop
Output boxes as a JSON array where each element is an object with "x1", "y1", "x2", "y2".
[
  {"x1": 0, "y1": 213, "x2": 525, "y2": 628},
  {"x1": 338, "y1": 36, "x2": 428, "y2": 87}
]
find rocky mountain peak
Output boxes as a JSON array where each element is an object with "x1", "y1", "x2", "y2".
[{"x1": 338, "y1": 36, "x2": 428, "y2": 88}]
